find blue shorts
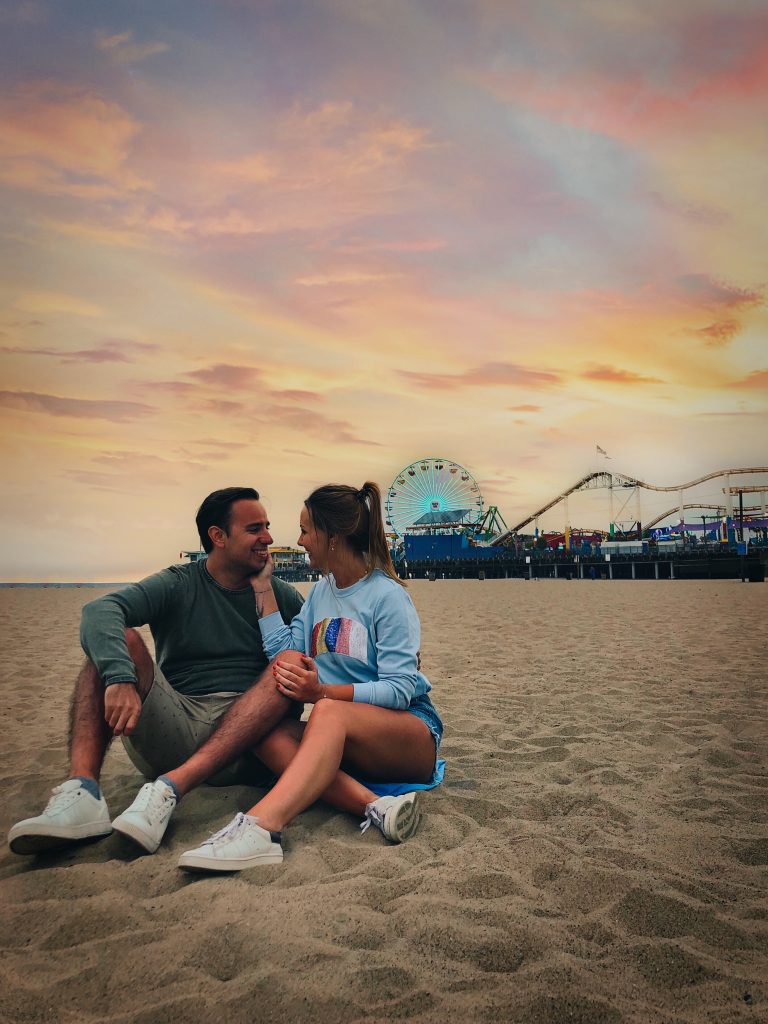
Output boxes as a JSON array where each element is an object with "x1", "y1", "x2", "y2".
[{"x1": 406, "y1": 692, "x2": 443, "y2": 752}]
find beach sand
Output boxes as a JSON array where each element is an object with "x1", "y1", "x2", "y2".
[{"x1": 1, "y1": 579, "x2": 766, "y2": 1024}]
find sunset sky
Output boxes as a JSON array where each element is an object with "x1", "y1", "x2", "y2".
[{"x1": 1, "y1": 0, "x2": 766, "y2": 581}]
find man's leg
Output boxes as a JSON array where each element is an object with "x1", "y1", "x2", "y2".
[
  {"x1": 8, "y1": 628, "x2": 154, "y2": 855},
  {"x1": 68, "y1": 629, "x2": 155, "y2": 782},
  {"x1": 162, "y1": 652, "x2": 301, "y2": 798}
]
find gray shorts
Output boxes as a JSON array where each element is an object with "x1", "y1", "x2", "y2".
[{"x1": 121, "y1": 665, "x2": 273, "y2": 787}]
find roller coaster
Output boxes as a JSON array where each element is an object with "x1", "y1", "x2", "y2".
[{"x1": 492, "y1": 467, "x2": 768, "y2": 546}]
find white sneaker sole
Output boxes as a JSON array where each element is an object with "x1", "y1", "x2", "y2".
[
  {"x1": 112, "y1": 815, "x2": 166, "y2": 853},
  {"x1": 178, "y1": 848, "x2": 283, "y2": 873},
  {"x1": 384, "y1": 793, "x2": 421, "y2": 842},
  {"x1": 8, "y1": 821, "x2": 112, "y2": 855}
]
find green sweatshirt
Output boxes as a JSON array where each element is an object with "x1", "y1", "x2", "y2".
[{"x1": 80, "y1": 559, "x2": 304, "y2": 697}]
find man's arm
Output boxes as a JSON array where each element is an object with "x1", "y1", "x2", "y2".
[{"x1": 80, "y1": 569, "x2": 182, "y2": 684}]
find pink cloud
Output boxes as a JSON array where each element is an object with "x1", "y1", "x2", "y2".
[
  {"x1": 676, "y1": 275, "x2": 762, "y2": 310},
  {"x1": 0, "y1": 390, "x2": 155, "y2": 421},
  {"x1": 401, "y1": 362, "x2": 561, "y2": 390},
  {"x1": 689, "y1": 319, "x2": 742, "y2": 349},
  {"x1": 332, "y1": 237, "x2": 448, "y2": 254},
  {"x1": 270, "y1": 389, "x2": 322, "y2": 403},
  {"x1": 0, "y1": 81, "x2": 148, "y2": 198},
  {"x1": 581, "y1": 365, "x2": 663, "y2": 385},
  {"x1": 263, "y1": 404, "x2": 381, "y2": 447},
  {"x1": 480, "y1": 26, "x2": 768, "y2": 143},
  {"x1": 0, "y1": 340, "x2": 156, "y2": 363},
  {"x1": 185, "y1": 363, "x2": 262, "y2": 390}
]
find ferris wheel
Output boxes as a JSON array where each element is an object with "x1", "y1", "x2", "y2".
[{"x1": 385, "y1": 458, "x2": 484, "y2": 538}]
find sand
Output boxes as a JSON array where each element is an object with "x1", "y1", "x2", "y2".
[{"x1": 0, "y1": 579, "x2": 766, "y2": 1024}]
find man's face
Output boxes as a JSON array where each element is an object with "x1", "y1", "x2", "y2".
[{"x1": 220, "y1": 499, "x2": 273, "y2": 572}]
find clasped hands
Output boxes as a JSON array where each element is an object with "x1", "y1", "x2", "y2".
[{"x1": 273, "y1": 655, "x2": 324, "y2": 703}]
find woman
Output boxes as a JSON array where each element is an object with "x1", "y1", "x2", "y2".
[{"x1": 177, "y1": 482, "x2": 444, "y2": 872}]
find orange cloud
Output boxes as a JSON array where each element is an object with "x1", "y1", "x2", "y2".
[
  {"x1": 581, "y1": 365, "x2": 663, "y2": 385},
  {"x1": 401, "y1": 362, "x2": 561, "y2": 390},
  {"x1": 508, "y1": 404, "x2": 542, "y2": 412},
  {"x1": 731, "y1": 369, "x2": 768, "y2": 390},
  {"x1": 0, "y1": 390, "x2": 155, "y2": 421},
  {"x1": 0, "y1": 82, "x2": 148, "y2": 197},
  {"x1": 185, "y1": 363, "x2": 262, "y2": 390},
  {"x1": 689, "y1": 319, "x2": 742, "y2": 348}
]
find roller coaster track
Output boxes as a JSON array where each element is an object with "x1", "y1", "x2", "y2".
[
  {"x1": 493, "y1": 467, "x2": 768, "y2": 544},
  {"x1": 644, "y1": 503, "x2": 762, "y2": 530}
]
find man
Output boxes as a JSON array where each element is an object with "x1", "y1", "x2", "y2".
[{"x1": 8, "y1": 487, "x2": 304, "y2": 856}]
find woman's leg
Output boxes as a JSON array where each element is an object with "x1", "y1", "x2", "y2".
[
  {"x1": 254, "y1": 719, "x2": 380, "y2": 816},
  {"x1": 247, "y1": 700, "x2": 435, "y2": 831}
]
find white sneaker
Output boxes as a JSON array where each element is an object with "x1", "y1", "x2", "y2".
[
  {"x1": 360, "y1": 792, "x2": 421, "y2": 843},
  {"x1": 8, "y1": 779, "x2": 112, "y2": 855},
  {"x1": 178, "y1": 813, "x2": 283, "y2": 872},
  {"x1": 112, "y1": 779, "x2": 177, "y2": 853}
]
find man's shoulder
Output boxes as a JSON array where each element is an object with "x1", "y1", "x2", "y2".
[{"x1": 142, "y1": 561, "x2": 197, "y2": 587}]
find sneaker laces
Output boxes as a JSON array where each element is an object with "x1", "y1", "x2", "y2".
[
  {"x1": 44, "y1": 782, "x2": 83, "y2": 814},
  {"x1": 203, "y1": 812, "x2": 251, "y2": 848},
  {"x1": 360, "y1": 801, "x2": 386, "y2": 835},
  {"x1": 133, "y1": 782, "x2": 175, "y2": 824}
]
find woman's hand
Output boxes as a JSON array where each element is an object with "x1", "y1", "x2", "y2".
[
  {"x1": 250, "y1": 552, "x2": 274, "y2": 592},
  {"x1": 273, "y1": 655, "x2": 324, "y2": 703}
]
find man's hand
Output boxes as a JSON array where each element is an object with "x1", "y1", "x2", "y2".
[
  {"x1": 273, "y1": 656, "x2": 322, "y2": 703},
  {"x1": 104, "y1": 683, "x2": 142, "y2": 736}
]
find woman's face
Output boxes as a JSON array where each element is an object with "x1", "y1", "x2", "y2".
[{"x1": 298, "y1": 506, "x2": 328, "y2": 569}]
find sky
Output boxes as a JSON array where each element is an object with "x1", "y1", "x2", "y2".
[{"x1": 1, "y1": 0, "x2": 766, "y2": 580}]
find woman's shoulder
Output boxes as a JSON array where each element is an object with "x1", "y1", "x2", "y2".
[{"x1": 368, "y1": 569, "x2": 412, "y2": 603}]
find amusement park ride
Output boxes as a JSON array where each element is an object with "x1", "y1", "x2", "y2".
[{"x1": 386, "y1": 460, "x2": 768, "y2": 561}]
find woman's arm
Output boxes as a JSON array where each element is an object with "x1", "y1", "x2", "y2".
[
  {"x1": 352, "y1": 589, "x2": 421, "y2": 710},
  {"x1": 253, "y1": 556, "x2": 309, "y2": 659}
]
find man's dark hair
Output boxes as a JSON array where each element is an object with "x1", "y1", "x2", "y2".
[{"x1": 195, "y1": 487, "x2": 260, "y2": 553}]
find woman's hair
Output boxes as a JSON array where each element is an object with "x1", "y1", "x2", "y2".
[{"x1": 304, "y1": 481, "x2": 405, "y2": 587}]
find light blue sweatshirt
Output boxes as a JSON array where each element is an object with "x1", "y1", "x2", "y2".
[{"x1": 259, "y1": 569, "x2": 433, "y2": 710}]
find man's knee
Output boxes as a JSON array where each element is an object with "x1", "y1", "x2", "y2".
[
  {"x1": 124, "y1": 628, "x2": 154, "y2": 695},
  {"x1": 270, "y1": 649, "x2": 305, "y2": 668},
  {"x1": 124, "y1": 628, "x2": 150, "y2": 659}
]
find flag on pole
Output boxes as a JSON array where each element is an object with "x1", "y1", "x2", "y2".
[{"x1": 596, "y1": 445, "x2": 611, "y2": 458}]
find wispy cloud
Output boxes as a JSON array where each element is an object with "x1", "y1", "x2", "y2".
[
  {"x1": 95, "y1": 30, "x2": 169, "y2": 64},
  {"x1": 689, "y1": 319, "x2": 742, "y2": 348},
  {"x1": 0, "y1": 390, "x2": 155, "y2": 421},
  {"x1": 0, "y1": 82, "x2": 148, "y2": 198},
  {"x1": 581, "y1": 365, "x2": 664, "y2": 385},
  {"x1": 676, "y1": 275, "x2": 763, "y2": 311},
  {"x1": 185, "y1": 363, "x2": 262, "y2": 390},
  {"x1": 0, "y1": 340, "x2": 156, "y2": 363},
  {"x1": 731, "y1": 369, "x2": 768, "y2": 390},
  {"x1": 401, "y1": 362, "x2": 561, "y2": 391}
]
